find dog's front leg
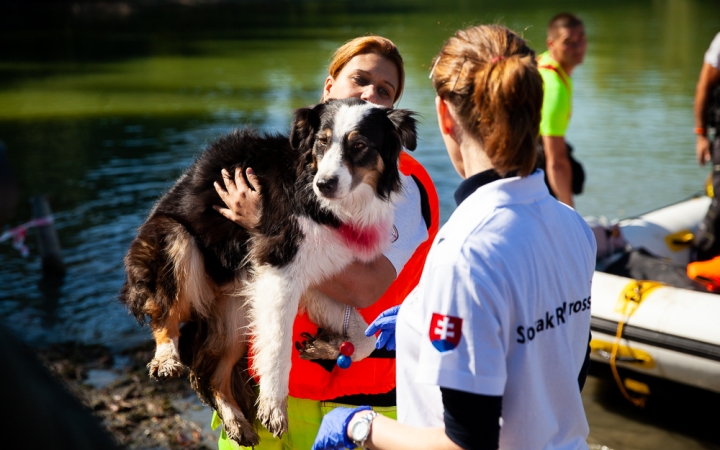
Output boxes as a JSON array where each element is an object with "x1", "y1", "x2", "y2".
[
  {"x1": 248, "y1": 265, "x2": 305, "y2": 437},
  {"x1": 301, "y1": 288, "x2": 377, "y2": 362}
]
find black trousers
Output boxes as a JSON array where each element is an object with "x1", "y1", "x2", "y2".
[{"x1": 694, "y1": 134, "x2": 720, "y2": 261}]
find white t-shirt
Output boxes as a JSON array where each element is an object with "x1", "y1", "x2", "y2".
[
  {"x1": 384, "y1": 173, "x2": 428, "y2": 275},
  {"x1": 704, "y1": 32, "x2": 720, "y2": 69},
  {"x1": 396, "y1": 171, "x2": 596, "y2": 450}
]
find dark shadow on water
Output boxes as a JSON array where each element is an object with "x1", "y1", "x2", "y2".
[
  {"x1": 588, "y1": 363, "x2": 720, "y2": 446},
  {"x1": 37, "y1": 272, "x2": 65, "y2": 328}
]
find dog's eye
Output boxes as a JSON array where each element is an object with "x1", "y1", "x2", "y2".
[{"x1": 353, "y1": 142, "x2": 367, "y2": 150}]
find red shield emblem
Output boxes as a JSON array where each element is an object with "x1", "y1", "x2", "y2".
[{"x1": 429, "y1": 313, "x2": 463, "y2": 352}]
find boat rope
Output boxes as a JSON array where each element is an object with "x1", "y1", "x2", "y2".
[
  {"x1": 0, "y1": 215, "x2": 54, "y2": 257},
  {"x1": 610, "y1": 280, "x2": 665, "y2": 408}
]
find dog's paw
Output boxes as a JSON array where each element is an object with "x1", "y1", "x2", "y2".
[
  {"x1": 256, "y1": 397, "x2": 288, "y2": 437},
  {"x1": 223, "y1": 416, "x2": 260, "y2": 447},
  {"x1": 296, "y1": 329, "x2": 344, "y2": 360},
  {"x1": 351, "y1": 334, "x2": 377, "y2": 362},
  {"x1": 147, "y1": 357, "x2": 185, "y2": 380},
  {"x1": 215, "y1": 394, "x2": 260, "y2": 447}
]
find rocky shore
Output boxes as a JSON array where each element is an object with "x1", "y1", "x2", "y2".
[{"x1": 37, "y1": 340, "x2": 218, "y2": 450}]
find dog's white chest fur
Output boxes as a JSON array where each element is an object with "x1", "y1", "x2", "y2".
[
  {"x1": 247, "y1": 190, "x2": 395, "y2": 436},
  {"x1": 300, "y1": 189, "x2": 395, "y2": 266}
]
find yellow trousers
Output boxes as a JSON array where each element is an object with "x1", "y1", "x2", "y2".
[{"x1": 214, "y1": 396, "x2": 396, "y2": 450}]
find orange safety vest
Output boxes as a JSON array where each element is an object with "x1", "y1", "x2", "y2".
[{"x1": 249, "y1": 151, "x2": 439, "y2": 400}]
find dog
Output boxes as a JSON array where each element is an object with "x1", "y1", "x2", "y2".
[{"x1": 119, "y1": 97, "x2": 418, "y2": 445}]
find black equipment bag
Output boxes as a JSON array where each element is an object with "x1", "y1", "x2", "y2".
[
  {"x1": 605, "y1": 248, "x2": 708, "y2": 292},
  {"x1": 707, "y1": 83, "x2": 720, "y2": 130}
]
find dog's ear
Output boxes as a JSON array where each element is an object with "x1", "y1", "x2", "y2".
[
  {"x1": 290, "y1": 103, "x2": 324, "y2": 151},
  {"x1": 386, "y1": 108, "x2": 418, "y2": 151}
]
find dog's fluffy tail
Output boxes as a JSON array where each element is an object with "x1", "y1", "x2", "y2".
[
  {"x1": 119, "y1": 217, "x2": 217, "y2": 325},
  {"x1": 118, "y1": 216, "x2": 180, "y2": 324}
]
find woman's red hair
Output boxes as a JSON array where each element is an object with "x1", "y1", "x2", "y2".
[{"x1": 327, "y1": 35, "x2": 405, "y2": 104}]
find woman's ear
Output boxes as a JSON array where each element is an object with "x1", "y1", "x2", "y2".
[
  {"x1": 435, "y1": 96, "x2": 457, "y2": 138},
  {"x1": 322, "y1": 76, "x2": 334, "y2": 103}
]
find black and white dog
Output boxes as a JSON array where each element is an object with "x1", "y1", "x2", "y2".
[{"x1": 119, "y1": 98, "x2": 417, "y2": 445}]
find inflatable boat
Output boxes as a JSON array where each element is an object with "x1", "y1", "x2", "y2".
[{"x1": 588, "y1": 194, "x2": 720, "y2": 398}]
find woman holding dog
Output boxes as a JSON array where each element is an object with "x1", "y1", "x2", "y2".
[
  {"x1": 312, "y1": 25, "x2": 596, "y2": 450},
  {"x1": 213, "y1": 35, "x2": 440, "y2": 449}
]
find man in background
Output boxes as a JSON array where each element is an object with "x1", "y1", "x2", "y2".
[
  {"x1": 692, "y1": 32, "x2": 720, "y2": 261},
  {"x1": 538, "y1": 13, "x2": 587, "y2": 208}
]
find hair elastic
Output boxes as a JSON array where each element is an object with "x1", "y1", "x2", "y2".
[
  {"x1": 491, "y1": 56, "x2": 505, "y2": 64},
  {"x1": 429, "y1": 57, "x2": 440, "y2": 79},
  {"x1": 451, "y1": 57, "x2": 468, "y2": 93}
]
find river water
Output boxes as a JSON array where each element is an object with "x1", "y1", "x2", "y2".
[{"x1": 0, "y1": 1, "x2": 719, "y2": 448}]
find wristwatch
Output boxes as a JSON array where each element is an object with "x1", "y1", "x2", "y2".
[{"x1": 350, "y1": 410, "x2": 378, "y2": 449}]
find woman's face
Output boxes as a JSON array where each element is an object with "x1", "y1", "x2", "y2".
[{"x1": 323, "y1": 53, "x2": 400, "y2": 108}]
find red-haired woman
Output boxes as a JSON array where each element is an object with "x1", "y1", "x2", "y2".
[
  {"x1": 313, "y1": 25, "x2": 596, "y2": 450},
  {"x1": 213, "y1": 35, "x2": 439, "y2": 449}
]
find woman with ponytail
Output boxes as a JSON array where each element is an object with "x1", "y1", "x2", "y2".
[{"x1": 313, "y1": 25, "x2": 596, "y2": 450}]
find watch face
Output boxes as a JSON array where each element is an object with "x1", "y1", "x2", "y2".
[{"x1": 351, "y1": 419, "x2": 371, "y2": 441}]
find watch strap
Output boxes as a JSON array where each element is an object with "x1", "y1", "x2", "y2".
[{"x1": 353, "y1": 410, "x2": 379, "y2": 449}]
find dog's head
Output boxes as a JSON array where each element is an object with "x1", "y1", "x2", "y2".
[{"x1": 290, "y1": 98, "x2": 417, "y2": 202}]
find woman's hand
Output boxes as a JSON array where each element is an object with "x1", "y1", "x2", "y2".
[
  {"x1": 313, "y1": 405, "x2": 464, "y2": 450},
  {"x1": 213, "y1": 167, "x2": 262, "y2": 229},
  {"x1": 312, "y1": 406, "x2": 372, "y2": 450}
]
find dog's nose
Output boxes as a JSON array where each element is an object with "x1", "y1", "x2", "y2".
[{"x1": 316, "y1": 176, "x2": 339, "y2": 196}]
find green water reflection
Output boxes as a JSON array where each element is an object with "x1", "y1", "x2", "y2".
[{"x1": 1, "y1": 0, "x2": 720, "y2": 221}]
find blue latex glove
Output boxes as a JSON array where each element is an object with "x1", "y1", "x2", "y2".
[
  {"x1": 312, "y1": 405, "x2": 372, "y2": 450},
  {"x1": 365, "y1": 305, "x2": 400, "y2": 350}
]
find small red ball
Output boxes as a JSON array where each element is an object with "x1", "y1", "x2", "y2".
[{"x1": 339, "y1": 341, "x2": 355, "y2": 357}]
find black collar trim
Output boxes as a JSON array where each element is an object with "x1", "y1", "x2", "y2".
[{"x1": 454, "y1": 169, "x2": 518, "y2": 206}]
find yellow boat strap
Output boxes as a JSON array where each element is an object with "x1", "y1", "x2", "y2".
[{"x1": 610, "y1": 280, "x2": 665, "y2": 408}]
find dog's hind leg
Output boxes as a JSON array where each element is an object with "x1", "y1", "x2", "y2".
[
  {"x1": 149, "y1": 223, "x2": 216, "y2": 380},
  {"x1": 148, "y1": 315, "x2": 187, "y2": 380},
  {"x1": 248, "y1": 265, "x2": 307, "y2": 437},
  {"x1": 210, "y1": 283, "x2": 259, "y2": 447},
  {"x1": 120, "y1": 217, "x2": 184, "y2": 380},
  {"x1": 300, "y1": 288, "x2": 377, "y2": 362}
]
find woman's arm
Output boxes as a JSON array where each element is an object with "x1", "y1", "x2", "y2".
[
  {"x1": 358, "y1": 389, "x2": 500, "y2": 450},
  {"x1": 315, "y1": 258, "x2": 396, "y2": 308},
  {"x1": 213, "y1": 167, "x2": 397, "y2": 308},
  {"x1": 352, "y1": 413, "x2": 462, "y2": 450},
  {"x1": 315, "y1": 388, "x2": 502, "y2": 450}
]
